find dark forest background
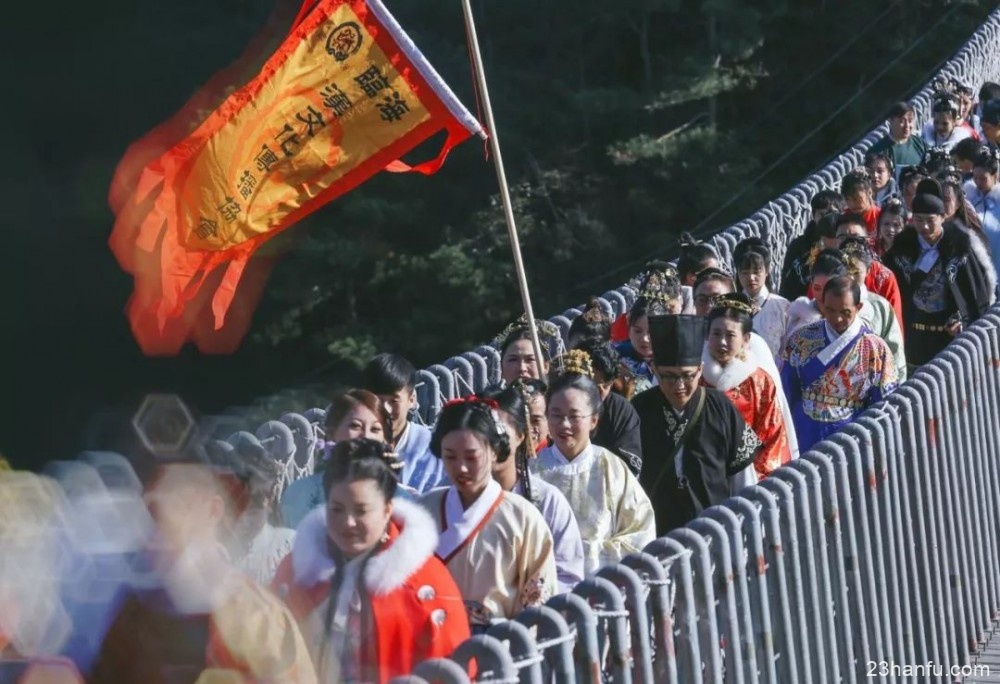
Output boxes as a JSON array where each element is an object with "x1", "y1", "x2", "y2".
[{"x1": 1, "y1": 0, "x2": 995, "y2": 467}]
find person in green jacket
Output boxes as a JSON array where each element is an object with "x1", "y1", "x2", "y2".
[{"x1": 868, "y1": 102, "x2": 927, "y2": 181}]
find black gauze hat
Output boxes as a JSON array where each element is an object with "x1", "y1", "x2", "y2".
[
  {"x1": 982, "y1": 100, "x2": 1000, "y2": 126},
  {"x1": 817, "y1": 212, "x2": 840, "y2": 239},
  {"x1": 648, "y1": 314, "x2": 707, "y2": 367},
  {"x1": 911, "y1": 178, "x2": 946, "y2": 215}
]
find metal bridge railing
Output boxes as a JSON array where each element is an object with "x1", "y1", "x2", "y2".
[
  {"x1": 210, "y1": 7, "x2": 1000, "y2": 682},
  {"x1": 389, "y1": 304, "x2": 1000, "y2": 683},
  {"x1": 375, "y1": 7, "x2": 1000, "y2": 683},
  {"x1": 401, "y1": 6, "x2": 1000, "y2": 428}
]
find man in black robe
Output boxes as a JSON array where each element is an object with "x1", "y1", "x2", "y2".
[
  {"x1": 884, "y1": 178, "x2": 997, "y2": 374},
  {"x1": 632, "y1": 314, "x2": 761, "y2": 535},
  {"x1": 780, "y1": 190, "x2": 846, "y2": 300}
]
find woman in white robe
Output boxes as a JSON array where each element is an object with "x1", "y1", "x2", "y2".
[
  {"x1": 421, "y1": 398, "x2": 557, "y2": 631},
  {"x1": 482, "y1": 383, "x2": 585, "y2": 593},
  {"x1": 532, "y1": 374, "x2": 656, "y2": 575},
  {"x1": 734, "y1": 239, "x2": 790, "y2": 362}
]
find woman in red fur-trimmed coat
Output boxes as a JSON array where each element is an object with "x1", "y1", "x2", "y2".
[{"x1": 273, "y1": 439, "x2": 469, "y2": 683}]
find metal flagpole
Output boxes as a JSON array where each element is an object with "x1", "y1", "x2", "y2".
[{"x1": 459, "y1": 0, "x2": 548, "y2": 380}]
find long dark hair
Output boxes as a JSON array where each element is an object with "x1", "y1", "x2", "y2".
[
  {"x1": 938, "y1": 170, "x2": 981, "y2": 231},
  {"x1": 316, "y1": 438, "x2": 399, "y2": 681},
  {"x1": 430, "y1": 399, "x2": 512, "y2": 463},
  {"x1": 480, "y1": 384, "x2": 534, "y2": 504}
]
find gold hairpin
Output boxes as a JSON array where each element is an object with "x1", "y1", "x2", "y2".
[
  {"x1": 559, "y1": 349, "x2": 595, "y2": 379},
  {"x1": 840, "y1": 241, "x2": 869, "y2": 259},
  {"x1": 636, "y1": 269, "x2": 681, "y2": 304},
  {"x1": 640, "y1": 291, "x2": 678, "y2": 306},
  {"x1": 491, "y1": 313, "x2": 559, "y2": 353},
  {"x1": 628, "y1": 266, "x2": 679, "y2": 292},
  {"x1": 581, "y1": 307, "x2": 610, "y2": 324},
  {"x1": 713, "y1": 296, "x2": 756, "y2": 316}
]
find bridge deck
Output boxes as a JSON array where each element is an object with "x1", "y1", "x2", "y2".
[{"x1": 965, "y1": 621, "x2": 1000, "y2": 683}]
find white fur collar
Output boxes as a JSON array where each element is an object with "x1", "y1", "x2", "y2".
[
  {"x1": 291, "y1": 497, "x2": 438, "y2": 596},
  {"x1": 787, "y1": 297, "x2": 822, "y2": 336},
  {"x1": 700, "y1": 343, "x2": 757, "y2": 391}
]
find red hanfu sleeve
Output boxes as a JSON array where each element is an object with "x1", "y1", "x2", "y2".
[{"x1": 751, "y1": 372, "x2": 793, "y2": 479}]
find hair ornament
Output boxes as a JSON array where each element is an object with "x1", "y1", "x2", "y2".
[
  {"x1": 679, "y1": 231, "x2": 699, "y2": 248},
  {"x1": 847, "y1": 166, "x2": 872, "y2": 184},
  {"x1": 324, "y1": 439, "x2": 404, "y2": 472},
  {"x1": 633, "y1": 268, "x2": 682, "y2": 304},
  {"x1": 627, "y1": 264, "x2": 680, "y2": 292},
  {"x1": 508, "y1": 378, "x2": 542, "y2": 399},
  {"x1": 931, "y1": 92, "x2": 960, "y2": 115},
  {"x1": 881, "y1": 194, "x2": 904, "y2": 210},
  {"x1": 838, "y1": 242, "x2": 869, "y2": 280},
  {"x1": 580, "y1": 297, "x2": 612, "y2": 325},
  {"x1": 442, "y1": 395, "x2": 506, "y2": 439},
  {"x1": 711, "y1": 294, "x2": 756, "y2": 317},
  {"x1": 921, "y1": 147, "x2": 953, "y2": 175},
  {"x1": 491, "y1": 314, "x2": 562, "y2": 357},
  {"x1": 443, "y1": 395, "x2": 499, "y2": 411},
  {"x1": 840, "y1": 236, "x2": 870, "y2": 254},
  {"x1": 558, "y1": 349, "x2": 596, "y2": 379},
  {"x1": 381, "y1": 447, "x2": 405, "y2": 473}
]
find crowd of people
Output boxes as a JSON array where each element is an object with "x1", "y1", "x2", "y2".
[{"x1": 2, "y1": 81, "x2": 1000, "y2": 683}]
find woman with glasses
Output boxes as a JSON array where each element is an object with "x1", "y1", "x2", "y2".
[
  {"x1": 280, "y1": 390, "x2": 392, "y2": 529},
  {"x1": 701, "y1": 294, "x2": 795, "y2": 480},
  {"x1": 423, "y1": 398, "x2": 556, "y2": 631},
  {"x1": 533, "y1": 373, "x2": 655, "y2": 575},
  {"x1": 567, "y1": 342, "x2": 643, "y2": 474}
]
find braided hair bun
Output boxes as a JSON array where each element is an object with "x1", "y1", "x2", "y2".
[
  {"x1": 322, "y1": 438, "x2": 401, "y2": 502},
  {"x1": 431, "y1": 397, "x2": 512, "y2": 463}
]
